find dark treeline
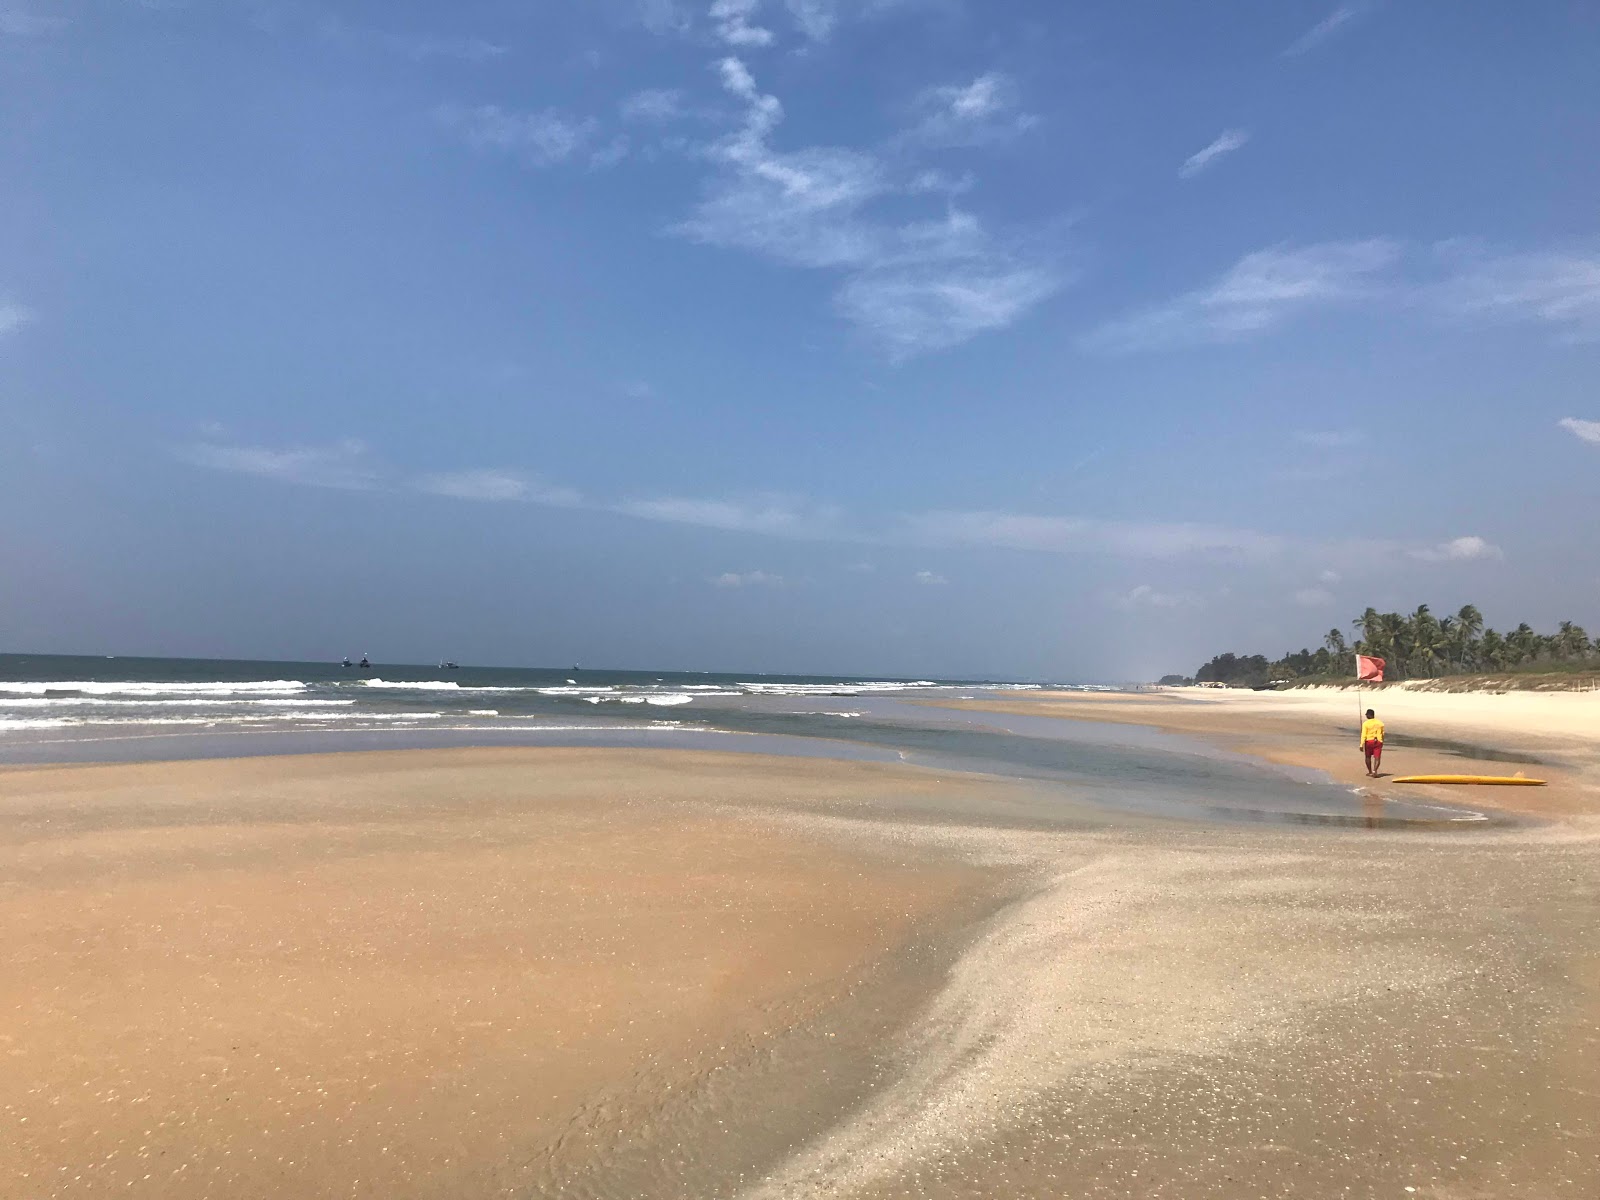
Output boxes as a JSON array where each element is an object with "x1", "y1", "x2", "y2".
[{"x1": 1176, "y1": 605, "x2": 1598, "y2": 688}]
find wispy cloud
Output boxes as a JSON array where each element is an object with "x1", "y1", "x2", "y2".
[
  {"x1": 1409, "y1": 536, "x2": 1503, "y2": 563},
  {"x1": 614, "y1": 494, "x2": 842, "y2": 537},
  {"x1": 1292, "y1": 429, "x2": 1360, "y2": 449},
  {"x1": 634, "y1": 0, "x2": 694, "y2": 35},
  {"x1": 711, "y1": 0, "x2": 775, "y2": 46},
  {"x1": 315, "y1": 17, "x2": 510, "y2": 63},
  {"x1": 415, "y1": 469, "x2": 582, "y2": 505},
  {"x1": 1179, "y1": 129, "x2": 1249, "y2": 179},
  {"x1": 1284, "y1": 4, "x2": 1363, "y2": 56},
  {"x1": 1115, "y1": 584, "x2": 1199, "y2": 611},
  {"x1": 1428, "y1": 248, "x2": 1600, "y2": 343},
  {"x1": 785, "y1": 0, "x2": 836, "y2": 40},
  {"x1": 1558, "y1": 417, "x2": 1600, "y2": 446},
  {"x1": 620, "y1": 88, "x2": 687, "y2": 122},
  {"x1": 712, "y1": 569, "x2": 785, "y2": 587},
  {"x1": 436, "y1": 104, "x2": 600, "y2": 167},
  {"x1": 0, "y1": 299, "x2": 30, "y2": 336},
  {"x1": 906, "y1": 73, "x2": 1036, "y2": 148},
  {"x1": 674, "y1": 58, "x2": 1059, "y2": 355},
  {"x1": 914, "y1": 569, "x2": 948, "y2": 585},
  {"x1": 902, "y1": 510, "x2": 1286, "y2": 561},
  {"x1": 179, "y1": 439, "x2": 381, "y2": 491},
  {"x1": 1293, "y1": 587, "x2": 1336, "y2": 607},
  {"x1": 0, "y1": 2, "x2": 67, "y2": 35},
  {"x1": 1082, "y1": 239, "x2": 1400, "y2": 353}
]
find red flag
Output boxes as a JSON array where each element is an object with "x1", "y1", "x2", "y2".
[{"x1": 1356, "y1": 655, "x2": 1385, "y2": 683}]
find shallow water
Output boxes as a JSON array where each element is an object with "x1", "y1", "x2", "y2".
[{"x1": 0, "y1": 655, "x2": 1493, "y2": 830}]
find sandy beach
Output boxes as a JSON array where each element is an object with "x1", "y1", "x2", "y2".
[{"x1": 4, "y1": 695, "x2": 1600, "y2": 1198}]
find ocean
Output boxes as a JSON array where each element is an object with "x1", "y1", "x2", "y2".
[{"x1": 0, "y1": 654, "x2": 1484, "y2": 828}]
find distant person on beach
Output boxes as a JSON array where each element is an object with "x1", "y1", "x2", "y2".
[{"x1": 1361, "y1": 709, "x2": 1386, "y2": 777}]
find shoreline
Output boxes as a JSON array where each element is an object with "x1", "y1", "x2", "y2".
[{"x1": 919, "y1": 685, "x2": 1600, "y2": 819}]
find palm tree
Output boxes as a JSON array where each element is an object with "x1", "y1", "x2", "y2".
[
  {"x1": 1408, "y1": 605, "x2": 1446, "y2": 677},
  {"x1": 1456, "y1": 604, "x2": 1484, "y2": 664},
  {"x1": 1439, "y1": 615, "x2": 1458, "y2": 670},
  {"x1": 1507, "y1": 623, "x2": 1540, "y2": 665},
  {"x1": 1555, "y1": 621, "x2": 1591, "y2": 660},
  {"x1": 1479, "y1": 628, "x2": 1507, "y2": 669},
  {"x1": 1323, "y1": 628, "x2": 1349, "y2": 674}
]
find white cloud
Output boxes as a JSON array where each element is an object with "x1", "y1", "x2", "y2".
[
  {"x1": 1293, "y1": 587, "x2": 1336, "y2": 607},
  {"x1": 914, "y1": 569, "x2": 948, "y2": 585},
  {"x1": 1319, "y1": 569, "x2": 1342, "y2": 584},
  {"x1": 710, "y1": 0, "x2": 774, "y2": 46},
  {"x1": 1293, "y1": 429, "x2": 1360, "y2": 449},
  {"x1": 713, "y1": 569, "x2": 785, "y2": 587},
  {"x1": 1116, "y1": 584, "x2": 1198, "y2": 611},
  {"x1": 1179, "y1": 129, "x2": 1249, "y2": 179},
  {"x1": 620, "y1": 88, "x2": 687, "y2": 122},
  {"x1": 1284, "y1": 4, "x2": 1362, "y2": 56},
  {"x1": 0, "y1": 2, "x2": 66, "y2": 35},
  {"x1": 1429, "y1": 249, "x2": 1600, "y2": 343},
  {"x1": 614, "y1": 494, "x2": 839, "y2": 537},
  {"x1": 590, "y1": 135, "x2": 631, "y2": 169},
  {"x1": 0, "y1": 300, "x2": 30, "y2": 336},
  {"x1": 902, "y1": 510, "x2": 1284, "y2": 561},
  {"x1": 907, "y1": 73, "x2": 1035, "y2": 148},
  {"x1": 1082, "y1": 239, "x2": 1400, "y2": 353},
  {"x1": 415, "y1": 469, "x2": 582, "y2": 505},
  {"x1": 437, "y1": 104, "x2": 599, "y2": 166},
  {"x1": 635, "y1": 0, "x2": 694, "y2": 35},
  {"x1": 674, "y1": 59, "x2": 1059, "y2": 355},
  {"x1": 836, "y1": 261, "x2": 1059, "y2": 357},
  {"x1": 179, "y1": 439, "x2": 380, "y2": 491},
  {"x1": 1410, "y1": 536, "x2": 1504, "y2": 563},
  {"x1": 1558, "y1": 417, "x2": 1600, "y2": 445},
  {"x1": 785, "y1": 0, "x2": 836, "y2": 40}
]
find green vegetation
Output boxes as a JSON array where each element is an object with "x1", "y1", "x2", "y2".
[{"x1": 1191, "y1": 604, "x2": 1598, "y2": 688}]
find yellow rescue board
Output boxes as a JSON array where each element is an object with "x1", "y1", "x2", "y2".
[{"x1": 1392, "y1": 774, "x2": 1546, "y2": 786}]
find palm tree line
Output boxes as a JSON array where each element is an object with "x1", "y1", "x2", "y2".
[
  {"x1": 1330, "y1": 605, "x2": 1595, "y2": 680},
  {"x1": 1189, "y1": 605, "x2": 1595, "y2": 686}
]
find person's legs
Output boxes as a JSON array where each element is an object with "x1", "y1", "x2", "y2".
[{"x1": 1371, "y1": 741, "x2": 1383, "y2": 776}]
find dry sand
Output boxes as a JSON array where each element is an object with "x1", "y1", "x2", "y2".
[{"x1": 4, "y1": 713, "x2": 1599, "y2": 1200}]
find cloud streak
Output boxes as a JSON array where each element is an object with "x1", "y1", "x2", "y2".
[
  {"x1": 437, "y1": 104, "x2": 601, "y2": 167},
  {"x1": 1409, "y1": 536, "x2": 1503, "y2": 563},
  {"x1": 1179, "y1": 129, "x2": 1249, "y2": 179},
  {"x1": 1082, "y1": 239, "x2": 1400, "y2": 352},
  {"x1": 179, "y1": 439, "x2": 381, "y2": 491},
  {"x1": 906, "y1": 73, "x2": 1036, "y2": 148},
  {"x1": 1284, "y1": 4, "x2": 1362, "y2": 56},
  {"x1": 674, "y1": 57, "x2": 1059, "y2": 355},
  {"x1": 1558, "y1": 417, "x2": 1600, "y2": 446},
  {"x1": 1429, "y1": 248, "x2": 1600, "y2": 343}
]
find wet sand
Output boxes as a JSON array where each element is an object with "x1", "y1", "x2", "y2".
[
  {"x1": 0, "y1": 749, "x2": 1022, "y2": 1198},
  {"x1": 5, "y1": 729, "x2": 1600, "y2": 1199}
]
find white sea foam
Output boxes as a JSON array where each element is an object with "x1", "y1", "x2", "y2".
[
  {"x1": 356, "y1": 679, "x2": 462, "y2": 691},
  {"x1": 0, "y1": 680, "x2": 308, "y2": 696},
  {"x1": 0, "y1": 697, "x2": 355, "y2": 709},
  {"x1": 736, "y1": 680, "x2": 942, "y2": 696},
  {"x1": 0, "y1": 711, "x2": 446, "y2": 731},
  {"x1": 468, "y1": 709, "x2": 500, "y2": 717}
]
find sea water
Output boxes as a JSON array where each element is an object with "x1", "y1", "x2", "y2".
[{"x1": 0, "y1": 654, "x2": 1486, "y2": 828}]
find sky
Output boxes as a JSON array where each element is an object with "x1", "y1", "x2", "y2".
[{"x1": 2, "y1": 0, "x2": 1598, "y2": 681}]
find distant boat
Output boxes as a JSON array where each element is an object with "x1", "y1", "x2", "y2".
[
  {"x1": 359, "y1": 655, "x2": 371, "y2": 670},
  {"x1": 342, "y1": 657, "x2": 353, "y2": 668},
  {"x1": 439, "y1": 661, "x2": 460, "y2": 670}
]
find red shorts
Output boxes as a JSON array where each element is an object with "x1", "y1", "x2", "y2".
[{"x1": 1363, "y1": 739, "x2": 1383, "y2": 754}]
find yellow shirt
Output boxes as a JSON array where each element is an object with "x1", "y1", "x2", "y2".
[{"x1": 1361, "y1": 718, "x2": 1385, "y2": 744}]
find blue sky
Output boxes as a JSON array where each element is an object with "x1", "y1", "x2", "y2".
[{"x1": 2, "y1": 0, "x2": 1597, "y2": 679}]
